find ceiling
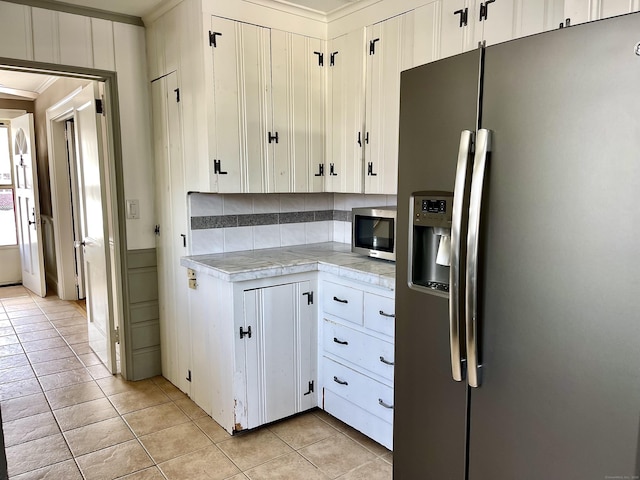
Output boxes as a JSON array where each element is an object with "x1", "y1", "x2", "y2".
[
  {"x1": 0, "y1": 70, "x2": 58, "y2": 101},
  {"x1": 47, "y1": 0, "x2": 369, "y2": 17}
]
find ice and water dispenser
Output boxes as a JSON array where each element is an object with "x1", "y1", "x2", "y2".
[{"x1": 409, "y1": 192, "x2": 454, "y2": 296}]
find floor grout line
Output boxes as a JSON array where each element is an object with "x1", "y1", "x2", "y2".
[{"x1": 1, "y1": 288, "x2": 391, "y2": 480}]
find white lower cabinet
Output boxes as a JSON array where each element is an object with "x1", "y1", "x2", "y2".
[
  {"x1": 188, "y1": 272, "x2": 317, "y2": 433},
  {"x1": 319, "y1": 275, "x2": 395, "y2": 449}
]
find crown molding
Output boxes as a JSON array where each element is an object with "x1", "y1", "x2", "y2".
[{"x1": 2, "y1": 0, "x2": 144, "y2": 26}]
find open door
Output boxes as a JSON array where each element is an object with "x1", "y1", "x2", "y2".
[
  {"x1": 74, "y1": 84, "x2": 117, "y2": 373},
  {"x1": 12, "y1": 113, "x2": 46, "y2": 297}
]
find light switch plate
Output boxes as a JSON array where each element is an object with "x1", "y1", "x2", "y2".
[{"x1": 126, "y1": 199, "x2": 140, "y2": 219}]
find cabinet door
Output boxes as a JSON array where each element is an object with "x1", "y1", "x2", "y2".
[
  {"x1": 326, "y1": 29, "x2": 365, "y2": 193},
  {"x1": 411, "y1": 2, "x2": 440, "y2": 66},
  {"x1": 242, "y1": 281, "x2": 316, "y2": 429},
  {"x1": 565, "y1": 0, "x2": 640, "y2": 25},
  {"x1": 440, "y1": 0, "x2": 479, "y2": 57},
  {"x1": 210, "y1": 16, "x2": 272, "y2": 193},
  {"x1": 151, "y1": 72, "x2": 190, "y2": 395},
  {"x1": 364, "y1": 14, "x2": 412, "y2": 194},
  {"x1": 473, "y1": 0, "x2": 516, "y2": 47},
  {"x1": 271, "y1": 31, "x2": 325, "y2": 193}
]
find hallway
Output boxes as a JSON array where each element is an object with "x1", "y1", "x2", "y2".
[{"x1": 0, "y1": 286, "x2": 392, "y2": 479}]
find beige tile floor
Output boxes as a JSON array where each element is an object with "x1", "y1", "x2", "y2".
[{"x1": 0, "y1": 286, "x2": 392, "y2": 480}]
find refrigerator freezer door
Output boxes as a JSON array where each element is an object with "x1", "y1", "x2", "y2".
[
  {"x1": 468, "y1": 13, "x2": 640, "y2": 479},
  {"x1": 394, "y1": 50, "x2": 481, "y2": 480},
  {"x1": 466, "y1": 128, "x2": 491, "y2": 388}
]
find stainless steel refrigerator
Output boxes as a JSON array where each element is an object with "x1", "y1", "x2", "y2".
[{"x1": 394, "y1": 12, "x2": 640, "y2": 479}]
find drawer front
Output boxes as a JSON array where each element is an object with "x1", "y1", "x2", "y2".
[
  {"x1": 322, "y1": 357, "x2": 394, "y2": 424},
  {"x1": 323, "y1": 320, "x2": 394, "y2": 381},
  {"x1": 322, "y1": 281, "x2": 364, "y2": 325},
  {"x1": 323, "y1": 389, "x2": 392, "y2": 450},
  {"x1": 364, "y1": 292, "x2": 395, "y2": 338}
]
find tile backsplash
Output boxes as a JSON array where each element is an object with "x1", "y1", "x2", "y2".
[{"x1": 189, "y1": 193, "x2": 396, "y2": 255}]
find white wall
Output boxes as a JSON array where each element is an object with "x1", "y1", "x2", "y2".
[{"x1": 0, "y1": 0, "x2": 155, "y2": 251}]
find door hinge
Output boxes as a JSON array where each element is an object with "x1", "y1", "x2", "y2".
[
  {"x1": 314, "y1": 164, "x2": 324, "y2": 177},
  {"x1": 330, "y1": 51, "x2": 338, "y2": 66},
  {"x1": 454, "y1": 7, "x2": 469, "y2": 27},
  {"x1": 95, "y1": 98, "x2": 105, "y2": 115},
  {"x1": 154, "y1": 225, "x2": 160, "y2": 236},
  {"x1": 213, "y1": 159, "x2": 228, "y2": 175},
  {"x1": 268, "y1": 131, "x2": 279, "y2": 144},
  {"x1": 313, "y1": 51, "x2": 324, "y2": 66},
  {"x1": 479, "y1": 0, "x2": 496, "y2": 21},
  {"x1": 174, "y1": 88, "x2": 180, "y2": 102},
  {"x1": 303, "y1": 291, "x2": 314, "y2": 305},
  {"x1": 186, "y1": 370, "x2": 192, "y2": 382},
  {"x1": 367, "y1": 162, "x2": 378, "y2": 176},
  {"x1": 304, "y1": 380, "x2": 315, "y2": 395},
  {"x1": 209, "y1": 30, "x2": 222, "y2": 47},
  {"x1": 114, "y1": 326, "x2": 120, "y2": 344},
  {"x1": 369, "y1": 38, "x2": 380, "y2": 55}
]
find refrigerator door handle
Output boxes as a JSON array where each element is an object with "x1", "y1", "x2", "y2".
[
  {"x1": 449, "y1": 129, "x2": 474, "y2": 382},
  {"x1": 465, "y1": 128, "x2": 491, "y2": 388}
]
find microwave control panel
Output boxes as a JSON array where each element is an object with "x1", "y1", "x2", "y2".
[{"x1": 412, "y1": 192, "x2": 453, "y2": 228}]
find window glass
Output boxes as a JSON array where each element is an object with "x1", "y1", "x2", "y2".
[
  {"x1": 0, "y1": 126, "x2": 17, "y2": 246},
  {"x1": 0, "y1": 126, "x2": 10, "y2": 185}
]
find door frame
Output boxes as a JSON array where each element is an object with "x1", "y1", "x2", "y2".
[{"x1": 1, "y1": 59, "x2": 131, "y2": 379}]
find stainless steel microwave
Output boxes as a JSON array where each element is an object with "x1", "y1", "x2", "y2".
[{"x1": 351, "y1": 206, "x2": 397, "y2": 261}]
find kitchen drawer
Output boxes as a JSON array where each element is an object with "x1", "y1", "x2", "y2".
[
  {"x1": 322, "y1": 357, "x2": 394, "y2": 424},
  {"x1": 323, "y1": 320, "x2": 394, "y2": 381},
  {"x1": 322, "y1": 281, "x2": 364, "y2": 325},
  {"x1": 364, "y1": 292, "x2": 395, "y2": 338},
  {"x1": 323, "y1": 388, "x2": 392, "y2": 450}
]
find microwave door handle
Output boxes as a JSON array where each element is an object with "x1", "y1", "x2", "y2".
[
  {"x1": 465, "y1": 128, "x2": 491, "y2": 388},
  {"x1": 450, "y1": 130, "x2": 473, "y2": 382}
]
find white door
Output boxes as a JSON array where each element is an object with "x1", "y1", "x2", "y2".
[
  {"x1": 152, "y1": 71, "x2": 190, "y2": 392},
  {"x1": 12, "y1": 113, "x2": 46, "y2": 297},
  {"x1": 66, "y1": 120, "x2": 85, "y2": 299},
  {"x1": 74, "y1": 83, "x2": 116, "y2": 373}
]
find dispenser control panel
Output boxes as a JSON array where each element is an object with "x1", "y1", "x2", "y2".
[
  {"x1": 413, "y1": 193, "x2": 453, "y2": 228},
  {"x1": 422, "y1": 199, "x2": 447, "y2": 214}
]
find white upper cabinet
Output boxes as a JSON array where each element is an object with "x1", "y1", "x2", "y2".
[
  {"x1": 207, "y1": 17, "x2": 325, "y2": 193},
  {"x1": 208, "y1": 16, "x2": 272, "y2": 193},
  {"x1": 326, "y1": 28, "x2": 366, "y2": 193},
  {"x1": 564, "y1": 0, "x2": 640, "y2": 26},
  {"x1": 440, "y1": 0, "x2": 563, "y2": 58},
  {"x1": 364, "y1": 14, "x2": 414, "y2": 194},
  {"x1": 270, "y1": 30, "x2": 326, "y2": 193}
]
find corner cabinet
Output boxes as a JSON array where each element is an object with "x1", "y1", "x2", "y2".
[
  {"x1": 326, "y1": 28, "x2": 366, "y2": 193},
  {"x1": 206, "y1": 16, "x2": 325, "y2": 193},
  {"x1": 188, "y1": 272, "x2": 318, "y2": 433}
]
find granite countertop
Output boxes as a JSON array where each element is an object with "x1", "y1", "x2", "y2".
[{"x1": 180, "y1": 242, "x2": 396, "y2": 290}]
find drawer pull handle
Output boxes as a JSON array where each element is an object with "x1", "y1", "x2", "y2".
[
  {"x1": 333, "y1": 376, "x2": 348, "y2": 386},
  {"x1": 333, "y1": 337, "x2": 349, "y2": 346},
  {"x1": 333, "y1": 296, "x2": 348, "y2": 304},
  {"x1": 378, "y1": 398, "x2": 394, "y2": 409},
  {"x1": 379, "y1": 356, "x2": 394, "y2": 366},
  {"x1": 379, "y1": 310, "x2": 395, "y2": 318}
]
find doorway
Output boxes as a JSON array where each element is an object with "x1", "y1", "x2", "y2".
[{"x1": 0, "y1": 67, "x2": 124, "y2": 376}]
